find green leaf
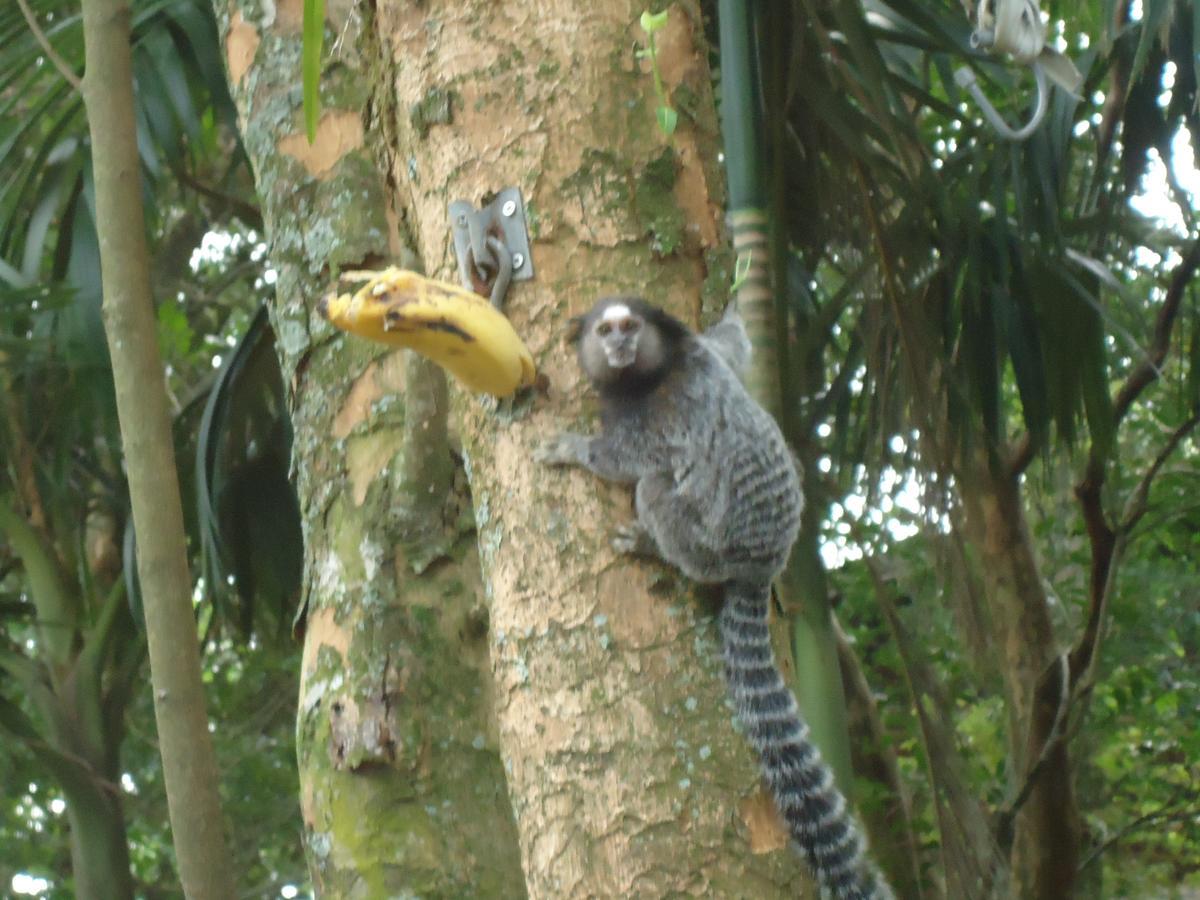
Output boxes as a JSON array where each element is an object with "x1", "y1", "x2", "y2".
[
  {"x1": 640, "y1": 9, "x2": 668, "y2": 34},
  {"x1": 157, "y1": 298, "x2": 194, "y2": 359},
  {"x1": 133, "y1": 45, "x2": 179, "y2": 158},
  {"x1": 21, "y1": 157, "x2": 73, "y2": 279},
  {"x1": 1185, "y1": 313, "x2": 1200, "y2": 413},
  {"x1": 302, "y1": 0, "x2": 325, "y2": 144},
  {"x1": 655, "y1": 105, "x2": 677, "y2": 136},
  {"x1": 1003, "y1": 253, "x2": 1049, "y2": 450},
  {"x1": 162, "y1": 0, "x2": 238, "y2": 128},
  {"x1": 730, "y1": 251, "x2": 752, "y2": 293},
  {"x1": 197, "y1": 306, "x2": 301, "y2": 635},
  {"x1": 1129, "y1": 0, "x2": 1171, "y2": 86},
  {"x1": 0, "y1": 257, "x2": 29, "y2": 287},
  {"x1": 143, "y1": 26, "x2": 201, "y2": 146}
]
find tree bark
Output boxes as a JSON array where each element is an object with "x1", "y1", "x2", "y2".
[
  {"x1": 80, "y1": 0, "x2": 236, "y2": 895},
  {"x1": 957, "y1": 459, "x2": 1081, "y2": 898},
  {"x1": 213, "y1": 1, "x2": 528, "y2": 894},
  {"x1": 835, "y1": 625, "x2": 924, "y2": 899},
  {"x1": 382, "y1": 2, "x2": 806, "y2": 894},
  {"x1": 0, "y1": 430, "x2": 141, "y2": 899},
  {"x1": 64, "y1": 775, "x2": 135, "y2": 900}
]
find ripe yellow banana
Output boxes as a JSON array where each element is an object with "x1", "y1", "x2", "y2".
[{"x1": 319, "y1": 267, "x2": 537, "y2": 397}]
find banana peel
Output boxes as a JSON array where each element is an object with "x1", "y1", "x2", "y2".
[{"x1": 319, "y1": 267, "x2": 537, "y2": 397}]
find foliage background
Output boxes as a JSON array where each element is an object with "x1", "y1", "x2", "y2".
[{"x1": 0, "y1": 0, "x2": 1197, "y2": 895}]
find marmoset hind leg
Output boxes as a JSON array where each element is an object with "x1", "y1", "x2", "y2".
[{"x1": 618, "y1": 472, "x2": 729, "y2": 583}]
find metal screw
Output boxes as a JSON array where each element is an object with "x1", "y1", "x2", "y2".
[
  {"x1": 501, "y1": 200, "x2": 517, "y2": 217},
  {"x1": 512, "y1": 253, "x2": 525, "y2": 269}
]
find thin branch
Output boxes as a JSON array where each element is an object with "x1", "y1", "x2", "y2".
[
  {"x1": 1161, "y1": 146, "x2": 1197, "y2": 233},
  {"x1": 1069, "y1": 412, "x2": 1200, "y2": 701},
  {"x1": 1110, "y1": 238, "x2": 1200, "y2": 432},
  {"x1": 831, "y1": 619, "x2": 926, "y2": 898},
  {"x1": 1078, "y1": 797, "x2": 1199, "y2": 873},
  {"x1": 16, "y1": 0, "x2": 83, "y2": 92},
  {"x1": 0, "y1": 694, "x2": 122, "y2": 796},
  {"x1": 862, "y1": 553, "x2": 1005, "y2": 894},
  {"x1": 1084, "y1": 1, "x2": 1133, "y2": 216},
  {"x1": 994, "y1": 653, "x2": 1070, "y2": 832},
  {"x1": 1071, "y1": 239, "x2": 1200, "y2": 683},
  {"x1": 1007, "y1": 430, "x2": 1036, "y2": 478},
  {"x1": 1120, "y1": 413, "x2": 1200, "y2": 533},
  {"x1": 170, "y1": 162, "x2": 265, "y2": 231},
  {"x1": 1071, "y1": 473, "x2": 1116, "y2": 680},
  {"x1": 805, "y1": 331, "x2": 863, "y2": 433}
]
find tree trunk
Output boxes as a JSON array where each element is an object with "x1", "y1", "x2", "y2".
[
  {"x1": 80, "y1": 0, "x2": 236, "y2": 895},
  {"x1": 382, "y1": 1, "x2": 808, "y2": 893},
  {"x1": 64, "y1": 777, "x2": 135, "y2": 900},
  {"x1": 216, "y1": 0, "x2": 811, "y2": 894},
  {"x1": 0, "y1": 462, "x2": 141, "y2": 900},
  {"x1": 957, "y1": 459, "x2": 1081, "y2": 898},
  {"x1": 214, "y1": 2, "x2": 529, "y2": 895}
]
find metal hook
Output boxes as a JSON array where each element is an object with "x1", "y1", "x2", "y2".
[
  {"x1": 467, "y1": 217, "x2": 492, "y2": 285},
  {"x1": 484, "y1": 235, "x2": 513, "y2": 309},
  {"x1": 955, "y1": 59, "x2": 1049, "y2": 142}
]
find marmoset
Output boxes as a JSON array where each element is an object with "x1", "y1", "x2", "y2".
[{"x1": 537, "y1": 297, "x2": 892, "y2": 900}]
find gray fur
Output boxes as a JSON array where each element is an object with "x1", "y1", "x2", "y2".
[{"x1": 538, "y1": 297, "x2": 893, "y2": 900}]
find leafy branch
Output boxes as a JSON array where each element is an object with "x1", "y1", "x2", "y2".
[
  {"x1": 16, "y1": 0, "x2": 82, "y2": 92},
  {"x1": 638, "y1": 9, "x2": 676, "y2": 137}
]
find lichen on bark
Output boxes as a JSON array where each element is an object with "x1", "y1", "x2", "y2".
[{"x1": 214, "y1": 0, "x2": 525, "y2": 894}]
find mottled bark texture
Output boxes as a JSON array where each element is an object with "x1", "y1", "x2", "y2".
[
  {"x1": 215, "y1": 1, "x2": 525, "y2": 895},
  {"x1": 217, "y1": 0, "x2": 812, "y2": 895},
  {"x1": 379, "y1": 2, "x2": 809, "y2": 895}
]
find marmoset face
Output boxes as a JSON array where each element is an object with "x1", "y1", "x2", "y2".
[{"x1": 591, "y1": 303, "x2": 643, "y2": 369}]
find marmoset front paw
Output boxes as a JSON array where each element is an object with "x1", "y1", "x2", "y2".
[{"x1": 611, "y1": 521, "x2": 658, "y2": 557}]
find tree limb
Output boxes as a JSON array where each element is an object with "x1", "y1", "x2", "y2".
[
  {"x1": 1108, "y1": 238, "x2": 1200, "y2": 430},
  {"x1": 1069, "y1": 411, "x2": 1200, "y2": 710},
  {"x1": 0, "y1": 694, "x2": 120, "y2": 796},
  {"x1": 1071, "y1": 238, "x2": 1200, "y2": 684},
  {"x1": 169, "y1": 162, "x2": 264, "y2": 231},
  {"x1": 993, "y1": 653, "x2": 1070, "y2": 838},
  {"x1": 0, "y1": 499, "x2": 80, "y2": 669},
  {"x1": 860, "y1": 550, "x2": 1004, "y2": 895},
  {"x1": 1077, "y1": 795, "x2": 1199, "y2": 874},
  {"x1": 1120, "y1": 413, "x2": 1200, "y2": 533},
  {"x1": 1007, "y1": 430, "x2": 1036, "y2": 478},
  {"x1": 16, "y1": 0, "x2": 83, "y2": 92},
  {"x1": 81, "y1": 0, "x2": 236, "y2": 890},
  {"x1": 832, "y1": 619, "x2": 925, "y2": 898}
]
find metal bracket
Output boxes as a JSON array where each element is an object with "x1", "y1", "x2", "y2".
[{"x1": 448, "y1": 188, "x2": 534, "y2": 307}]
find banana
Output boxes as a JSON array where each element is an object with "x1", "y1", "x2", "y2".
[{"x1": 319, "y1": 267, "x2": 537, "y2": 397}]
